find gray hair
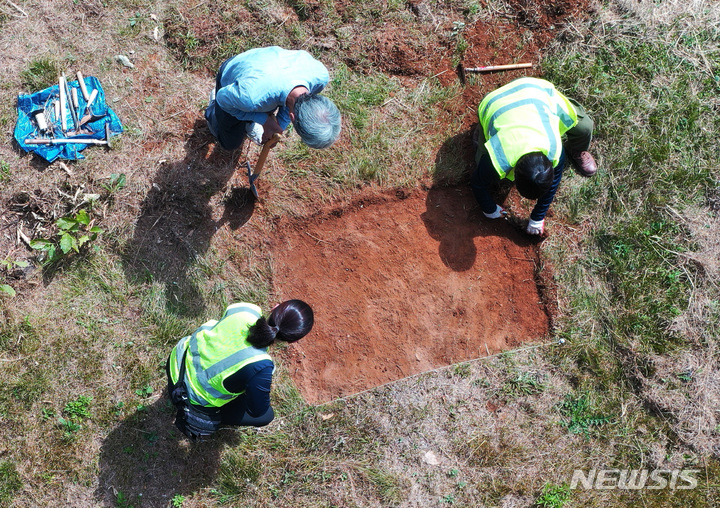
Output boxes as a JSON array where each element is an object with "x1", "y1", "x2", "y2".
[{"x1": 293, "y1": 94, "x2": 341, "y2": 149}]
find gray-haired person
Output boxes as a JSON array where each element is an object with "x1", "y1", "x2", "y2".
[{"x1": 205, "y1": 46, "x2": 342, "y2": 150}]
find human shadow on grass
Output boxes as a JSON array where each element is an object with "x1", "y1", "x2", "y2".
[
  {"x1": 94, "y1": 395, "x2": 243, "y2": 507},
  {"x1": 121, "y1": 120, "x2": 256, "y2": 318},
  {"x1": 422, "y1": 129, "x2": 535, "y2": 272}
]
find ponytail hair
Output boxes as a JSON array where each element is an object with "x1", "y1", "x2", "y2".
[
  {"x1": 515, "y1": 152, "x2": 554, "y2": 200},
  {"x1": 246, "y1": 300, "x2": 314, "y2": 348}
]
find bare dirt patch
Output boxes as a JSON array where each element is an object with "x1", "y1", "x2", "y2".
[{"x1": 272, "y1": 188, "x2": 551, "y2": 403}]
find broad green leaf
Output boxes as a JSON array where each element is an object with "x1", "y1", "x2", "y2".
[
  {"x1": 56, "y1": 217, "x2": 77, "y2": 231},
  {"x1": 30, "y1": 239, "x2": 53, "y2": 251},
  {"x1": 78, "y1": 235, "x2": 90, "y2": 247},
  {"x1": 110, "y1": 173, "x2": 126, "y2": 189},
  {"x1": 75, "y1": 209, "x2": 90, "y2": 225},
  {"x1": 89, "y1": 226, "x2": 103, "y2": 234},
  {"x1": 60, "y1": 233, "x2": 74, "y2": 254},
  {"x1": 15, "y1": 260, "x2": 29, "y2": 268},
  {"x1": 0, "y1": 284, "x2": 16, "y2": 296}
]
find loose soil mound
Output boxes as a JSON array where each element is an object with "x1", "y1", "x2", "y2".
[{"x1": 272, "y1": 187, "x2": 551, "y2": 404}]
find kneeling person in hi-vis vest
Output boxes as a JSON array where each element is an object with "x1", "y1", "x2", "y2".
[
  {"x1": 167, "y1": 300, "x2": 314, "y2": 440},
  {"x1": 470, "y1": 77, "x2": 597, "y2": 236}
]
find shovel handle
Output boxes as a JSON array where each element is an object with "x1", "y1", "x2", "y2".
[
  {"x1": 464, "y1": 63, "x2": 532, "y2": 73},
  {"x1": 251, "y1": 133, "x2": 282, "y2": 178}
]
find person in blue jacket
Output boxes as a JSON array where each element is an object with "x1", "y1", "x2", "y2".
[
  {"x1": 166, "y1": 300, "x2": 314, "y2": 439},
  {"x1": 205, "y1": 46, "x2": 341, "y2": 150}
]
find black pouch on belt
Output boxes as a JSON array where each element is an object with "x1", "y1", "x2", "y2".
[{"x1": 171, "y1": 349, "x2": 222, "y2": 441}]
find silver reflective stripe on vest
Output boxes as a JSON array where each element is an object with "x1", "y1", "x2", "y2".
[
  {"x1": 480, "y1": 81, "x2": 556, "y2": 121},
  {"x1": 223, "y1": 304, "x2": 262, "y2": 320},
  {"x1": 487, "y1": 99, "x2": 559, "y2": 172},
  {"x1": 183, "y1": 322, "x2": 217, "y2": 406},
  {"x1": 482, "y1": 82, "x2": 575, "y2": 172},
  {"x1": 174, "y1": 335, "x2": 190, "y2": 373},
  {"x1": 187, "y1": 305, "x2": 263, "y2": 405},
  {"x1": 204, "y1": 345, "x2": 269, "y2": 380}
]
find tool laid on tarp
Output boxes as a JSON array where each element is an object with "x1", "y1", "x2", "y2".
[{"x1": 14, "y1": 72, "x2": 123, "y2": 163}]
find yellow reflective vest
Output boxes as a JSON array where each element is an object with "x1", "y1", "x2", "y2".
[
  {"x1": 169, "y1": 303, "x2": 272, "y2": 408},
  {"x1": 478, "y1": 77, "x2": 578, "y2": 180}
]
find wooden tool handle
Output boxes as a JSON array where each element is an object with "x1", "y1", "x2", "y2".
[
  {"x1": 465, "y1": 63, "x2": 533, "y2": 72},
  {"x1": 25, "y1": 138, "x2": 108, "y2": 145},
  {"x1": 252, "y1": 133, "x2": 282, "y2": 177},
  {"x1": 85, "y1": 89, "x2": 98, "y2": 112},
  {"x1": 77, "y1": 72, "x2": 90, "y2": 100},
  {"x1": 58, "y1": 75, "x2": 67, "y2": 131}
]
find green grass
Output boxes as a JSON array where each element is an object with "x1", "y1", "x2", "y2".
[
  {"x1": 0, "y1": 460, "x2": 22, "y2": 505},
  {"x1": 214, "y1": 419, "x2": 406, "y2": 506},
  {"x1": 540, "y1": 7, "x2": 720, "y2": 496},
  {"x1": 1, "y1": 1, "x2": 720, "y2": 506},
  {"x1": 20, "y1": 58, "x2": 59, "y2": 92},
  {"x1": 556, "y1": 392, "x2": 612, "y2": 438},
  {"x1": 535, "y1": 482, "x2": 571, "y2": 508}
]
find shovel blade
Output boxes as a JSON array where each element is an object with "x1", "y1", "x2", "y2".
[{"x1": 245, "y1": 161, "x2": 258, "y2": 198}]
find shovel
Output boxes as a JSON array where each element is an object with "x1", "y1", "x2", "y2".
[{"x1": 245, "y1": 132, "x2": 282, "y2": 198}]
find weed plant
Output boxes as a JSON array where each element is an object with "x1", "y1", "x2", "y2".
[
  {"x1": 20, "y1": 58, "x2": 58, "y2": 92},
  {"x1": 0, "y1": 461, "x2": 22, "y2": 505}
]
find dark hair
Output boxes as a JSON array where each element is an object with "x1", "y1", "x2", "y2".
[
  {"x1": 246, "y1": 300, "x2": 314, "y2": 348},
  {"x1": 514, "y1": 152, "x2": 554, "y2": 200}
]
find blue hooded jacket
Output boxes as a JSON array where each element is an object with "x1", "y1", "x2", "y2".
[{"x1": 215, "y1": 46, "x2": 329, "y2": 130}]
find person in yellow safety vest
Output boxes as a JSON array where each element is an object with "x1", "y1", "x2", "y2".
[
  {"x1": 470, "y1": 77, "x2": 597, "y2": 235},
  {"x1": 166, "y1": 300, "x2": 314, "y2": 440}
]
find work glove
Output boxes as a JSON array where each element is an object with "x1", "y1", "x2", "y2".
[
  {"x1": 483, "y1": 204, "x2": 507, "y2": 219},
  {"x1": 246, "y1": 122, "x2": 264, "y2": 146},
  {"x1": 526, "y1": 218, "x2": 545, "y2": 235}
]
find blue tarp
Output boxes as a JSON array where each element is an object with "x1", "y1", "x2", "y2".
[{"x1": 14, "y1": 75, "x2": 123, "y2": 163}]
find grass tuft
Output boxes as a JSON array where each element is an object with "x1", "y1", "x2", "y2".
[
  {"x1": 0, "y1": 460, "x2": 22, "y2": 505},
  {"x1": 20, "y1": 58, "x2": 59, "y2": 92}
]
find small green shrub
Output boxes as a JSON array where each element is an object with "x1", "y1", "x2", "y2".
[
  {"x1": 0, "y1": 160, "x2": 10, "y2": 181},
  {"x1": 556, "y1": 393, "x2": 612, "y2": 438},
  {"x1": 535, "y1": 482, "x2": 571, "y2": 508},
  {"x1": 63, "y1": 395, "x2": 92, "y2": 420},
  {"x1": 30, "y1": 209, "x2": 103, "y2": 266}
]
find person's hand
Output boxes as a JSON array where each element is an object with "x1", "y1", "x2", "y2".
[
  {"x1": 262, "y1": 114, "x2": 283, "y2": 143},
  {"x1": 483, "y1": 204, "x2": 507, "y2": 219},
  {"x1": 526, "y1": 218, "x2": 545, "y2": 235},
  {"x1": 245, "y1": 122, "x2": 264, "y2": 145}
]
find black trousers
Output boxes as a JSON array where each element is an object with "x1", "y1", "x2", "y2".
[
  {"x1": 165, "y1": 358, "x2": 274, "y2": 427},
  {"x1": 206, "y1": 58, "x2": 248, "y2": 151}
]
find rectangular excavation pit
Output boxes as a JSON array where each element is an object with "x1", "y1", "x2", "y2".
[{"x1": 271, "y1": 187, "x2": 551, "y2": 404}]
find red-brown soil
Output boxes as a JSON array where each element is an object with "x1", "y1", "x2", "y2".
[
  {"x1": 273, "y1": 188, "x2": 551, "y2": 404},
  {"x1": 265, "y1": 1, "x2": 588, "y2": 403}
]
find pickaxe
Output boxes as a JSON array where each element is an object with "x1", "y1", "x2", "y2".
[{"x1": 245, "y1": 132, "x2": 282, "y2": 198}]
